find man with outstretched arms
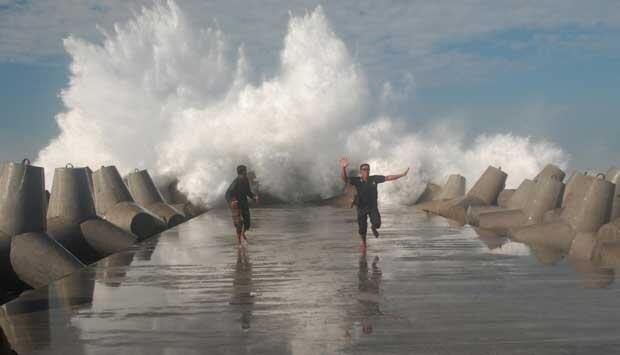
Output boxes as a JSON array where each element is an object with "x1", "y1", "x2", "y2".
[{"x1": 339, "y1": 158, "x2": 409, "y2": 250}]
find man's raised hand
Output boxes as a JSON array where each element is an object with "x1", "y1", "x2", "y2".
[{"x1": 339, "y1": 157, "x2": 350, "y2": 183}]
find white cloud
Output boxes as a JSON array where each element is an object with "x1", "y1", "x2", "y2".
[{"x1": 1, "y1": 0, "x2": 619, "y2": 85}]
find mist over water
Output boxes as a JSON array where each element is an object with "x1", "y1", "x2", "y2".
[{"x1": 36, "y1": 1, "x2": 569, "y2": 205}]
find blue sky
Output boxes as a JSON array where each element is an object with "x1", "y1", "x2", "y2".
[{"x1": 1, "y1": 0, "x2": 619, "y2": 171}]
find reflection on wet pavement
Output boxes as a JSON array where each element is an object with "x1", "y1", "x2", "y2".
[
  {"x1": 1, "y1": 206, "x2": 620, "y2": 354},
  {"x1": 230, "y1": 248, "x2": 255, "y2": 331},
  {"x1": 349, "y1": 254, "x2": 382, "y2": 339}
]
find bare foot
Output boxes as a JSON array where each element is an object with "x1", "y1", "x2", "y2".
[
  {"x1": 360, "y1": 241, "x2": 367, "y2": 252},
  {"x1": 242, "y1": 232, "x2": 248, "y2": 242}
]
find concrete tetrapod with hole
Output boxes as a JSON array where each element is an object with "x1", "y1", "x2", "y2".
[
  {"x1": 0, "y1": 160, "x2": 84, "y2": 289},
  {"x1": 126, "y1": 169, "x2": 185, "y2": 228},
  {"x1": 510, "y1": 174, "x2": 615, "y2": 262},
  {"x1": 425, "y1": 166, "x2": 506, "y2": 224},
  {"x1": 536, "y1": 172, "x2": 619, "y2": 265},
  {"x1": 416, "y1": 174, "x2": 466, "y2": 213},
  {"x1": 414, "y1": 182, "x2": 442, "y2": 205},
  {"x1": 541, "y1": 172, "x2": 593, "y2": 224},
  {"x1": 592, "y1": 240, "x2": 620, "y2": 269},
  {"x1": 605, "y1": 167, "x2": 620, "y2": 221},
  {"x1": 561, "y1": 174, "x2": 614, "y2": 233},
  {"x1": 93, "y1": 166, "x2": 166, "y2": 240},
  {"x1": 46, "y1": 165, "x2": 137, "y2": 264},
  {"x1": 467, "y1": 164, "x2": 565, "y2": 228},
  {"x1": 476, "y1": 176, "x2": 564, "y2": 234},
  {"x1": 593, "y1": 168, "x2": 620, "y2": 244},
  {"x1": 597, "y1": 218, "x2": 620, "y2": 243},
  {"x1": 533, "y1": 163, "x2": 566, "y2": 183},
  {"x1": 562, "y1": 172, "x2": 592, "y2": 209},
  {"x1": 0, "y1": 160, "x2": 47, "y2": 237},
  {"x1": 436, "y1": 174, "x2": 466, "y2": 200},
  {"x1": 497, "y1": 189, "x2": 515, "y2": 208},
  {"x1": 471, "y1": 164, "x2": 567, "y2": 231},
  {"x1": 466, "y1": 178, "x2": 536, "y2": 226}
]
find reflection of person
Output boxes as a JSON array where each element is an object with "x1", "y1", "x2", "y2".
[
  {"x1": 340, "y1": 158, "x2": 409, "y2": 250},
  {"x1": 225, "y1": 165, "x2": 259, "y2": 248},
  {"x1": 357, "y1": 253, "x2": 382, "y2": 335},
  {"x1": 229, "y1": 248, "x2": 254, "y2": 331}
]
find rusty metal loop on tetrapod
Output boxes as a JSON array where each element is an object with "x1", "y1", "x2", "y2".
[
  {"x1": 66, "y1": 163, "x2": 74, "y2": 168},
  {"x1": 21, "y1": 158, "x2": 31, "y2": 165}
]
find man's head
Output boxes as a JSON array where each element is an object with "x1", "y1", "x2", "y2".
[
  {"x1": 236, "y1": 165, "x2": 247, "y2": 177},
  {"x1": 360, "y1": 163, "x2": 370, "y2": 179}
]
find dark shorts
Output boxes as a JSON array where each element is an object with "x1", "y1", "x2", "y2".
[
  {"x1": 356, "y1": 206, "x2": 381, "y2": 236},
  {"x1": 231, "y1": 206, "x2": 251, "y2": 233}
]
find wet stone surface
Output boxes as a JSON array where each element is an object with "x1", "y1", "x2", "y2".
[{"x1": 1, "y1": 206, "x2": 620, "y2": 354}]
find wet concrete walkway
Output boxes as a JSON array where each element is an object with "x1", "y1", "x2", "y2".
[{"x1": 2, "y1": 206, "x2": 620, "y2": 354}]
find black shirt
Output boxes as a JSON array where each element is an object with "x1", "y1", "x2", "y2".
[
  {"x1": 348, "y1": 175, "x2": 386, "y2": 208},
  {"x1": 225, "y1": 176, "x2": 255, "y2": 208}
]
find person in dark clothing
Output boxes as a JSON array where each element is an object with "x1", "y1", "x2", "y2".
[
  {"x1": 339, "y1": 158, "x2": 408, "y2": 251},
  {"x1": 225, "y1": 165, "x2": 259, "y2": 247}
]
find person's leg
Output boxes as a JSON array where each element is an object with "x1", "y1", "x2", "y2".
[
  {"x1": 231, "y1": 206, "x2": 243, "y2": 247},
  {"x1": 357, "y1": 207, "x2": 369, "y2": 250},
  {"x1": 241, "y1": 207, "x2": 251, "y2": 241},
  {"x1": 370, "y1": 208, "x2": 382, "y2": 238},
  {"x1": 235, "y1": 228, "x2": 243, "y2": 246},
  {"x1": 360, "y1": 232, "x2": 367, "y2": 251}
]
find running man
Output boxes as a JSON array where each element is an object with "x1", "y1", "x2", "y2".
[
  {"x1": 339, "y1": 158, "x2": 409, "y2": 250},
  {"x1": 225, "y1": 165, "x2": 259, "y2": 247}
]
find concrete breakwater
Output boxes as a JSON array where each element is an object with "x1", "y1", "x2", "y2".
[
  {"x1": 415, "y1": 163, "x2": 620, "y2": 275},
  {"x1": 0, "y1": 160, "x2": 205, "y2": 304}
]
